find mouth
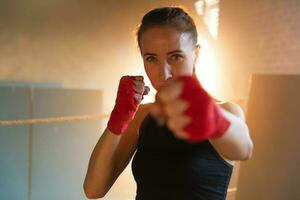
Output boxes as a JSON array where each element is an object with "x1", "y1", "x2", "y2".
[{"x1": 157, "y1": 78, "x2": 174, "y2": 90}]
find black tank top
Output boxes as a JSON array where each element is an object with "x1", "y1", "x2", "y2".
[{"x1": 132, "y1": 114, "x2": 233, "y2": 200}]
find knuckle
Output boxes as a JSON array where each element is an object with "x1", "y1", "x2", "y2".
[
  {"x1": 134, "y1": 80, "x2": 145, "y2": 88},
  {"x1": 134, "y1": 76, "x2": 144, "y2": 81},
  {"x1": 164, "y1": 104, "x2": 174, "y2": 116},
  {"x1": 167, "y1": 119, "x2": 175, "y2": 130},
  {"x1": 134, "y1": 85, "x2": 143, "y2": 93},
  {"x1": 168, "y1": 118, "x2": 179, "y2": 131},
  {"x1": 158, "y1": 91, "x2": 168, "y2": 102},
  {"x1": 134, "y1": 95, "x2": 142, "y2": 103}
]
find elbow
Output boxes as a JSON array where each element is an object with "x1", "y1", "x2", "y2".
[
  {"x1": 84, "y1": 187, "x2": 105, "y2": 199},
  {"x1": 224, "y1": 139, "x2": 254, "y2": 161},
  {"x1": 240, "y1": 139, "x2": 254, "y2": 161},
  {"x1": 83, "y1": 182, "x2": 106, "y2": 199},
  {"x1": 237, "y1": 123, "x2": 254, "y2": 161}
]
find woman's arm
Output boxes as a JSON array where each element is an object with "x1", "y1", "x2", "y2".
[
  {"x1": 83, "y1": 104, "x2": 150, "y2": 199},
  {"x1": 83, "y1": 128, "x2": 124, "y2": 199},
  {"x1": 209, "y1": 102, "x2": 253, "y2": 161}
]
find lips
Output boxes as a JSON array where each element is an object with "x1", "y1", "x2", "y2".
[{"x1": 157, "y1": 78, "x2": 174, "y2": 91}]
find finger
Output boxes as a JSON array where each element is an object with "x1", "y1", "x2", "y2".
[
  {"x1": 133, "y1": 76, "x2": 144, "y2": 81},
  {"x1": 157, "y1": 81, "x2": 183, "y2": 103},
  {"x1": 173, "y1": 130, "x2": 189, "y2": 140},
  {"x1": 134, "y1": 93, "x2": 143, "y2": 104},
  {"x1": 166, "y1": 115, "x2": 191, "y2": 138},
  {"x1": 143, "y1": 86, "x2": 150, "y2": 95},
  {"x1": 133, "y1": 81, "x2": 150, "y2": 97},
  {"x1": 149, "y1": 102, "x2": 165, "y2": 124},
  {"x1": 167, "y1": 115, "x2": 191, "y2": 132},
  {"x1": 163, "y1": 98, "x2": 189, "y2": 117},
  {"x1": 133, "y1": 82, "x2": 145, "y2": 94},
  {"x1": 149, "y1": 102, "x2": 162, "y2": 118},
  {"x1": 133, "y1": 79, "x2": 145, "y2": 85}
]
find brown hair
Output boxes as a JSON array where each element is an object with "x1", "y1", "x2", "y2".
[{"x1": 136, "y1": 6, "x2": 198, "y2": 49}]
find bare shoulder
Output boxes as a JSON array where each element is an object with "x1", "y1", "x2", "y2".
[
  {"x1": 217, "y1": 101, "x2": 245, "y2": 121},
  {"x1": 215, "y1": 101, "x2": 242, "y2": 166}
]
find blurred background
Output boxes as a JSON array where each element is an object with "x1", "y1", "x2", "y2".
[{"x1": 0, "y1": 0, "x2": 299, "y2": 200}]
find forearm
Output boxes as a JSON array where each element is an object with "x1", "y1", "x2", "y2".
[
  {"x1": 83, "y1": 76, "x2": 147, "y2": 198},
  {"x1": 209, "y1": 108, "x2": 253, "y2": 161},
  {"x1": 83, "y1": 128, "x2": 121, "y2": 198}
]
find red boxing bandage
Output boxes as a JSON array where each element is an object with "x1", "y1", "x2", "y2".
[
  {"x1": 107, "y1": 76, "x2": 138, "y2": 135},
  {"x1": 178, "y1": 76, "x2": 230, "y2": 143}
]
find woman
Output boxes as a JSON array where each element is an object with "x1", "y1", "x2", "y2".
[{"x1": 84, "y1": 6, "x2": 253, "y2": 200}]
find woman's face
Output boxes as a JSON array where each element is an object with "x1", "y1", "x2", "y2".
[{"x1": 140, "y1": 26, "x2": 198, "y2": 91}]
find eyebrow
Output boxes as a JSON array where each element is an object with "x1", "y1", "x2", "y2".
[{"x1": 143, "y1": 50, "x2": 183, "y2": 57}]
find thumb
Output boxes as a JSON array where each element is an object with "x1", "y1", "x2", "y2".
[
  {"x1": 149, "y1": 102, "x2": 165, "y2": 126},
  {"x1": 143, "y1": 86, "x2": 150, "y2": 96}
]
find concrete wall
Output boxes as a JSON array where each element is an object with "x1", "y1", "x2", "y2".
[
  {"x1": 0, "y1": 0, "x2": 202, "y2": 114},
  {"x1": 2, "y1": 0, "x2": 299, "y2": 106},
  {"x1": 217, "y1": 0, "x2": 300, "y2": 100}
]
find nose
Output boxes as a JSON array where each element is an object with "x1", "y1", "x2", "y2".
[{"x1": 160, "y1": 61, "x2": 172, "y2": 80}]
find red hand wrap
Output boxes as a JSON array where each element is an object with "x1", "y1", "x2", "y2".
[
  {"x1": 107, "y1": 76, "x2": 138, "y2": 135},
  {"x1": 178, "y1": 75, "x2": 230, "y2": 143}
]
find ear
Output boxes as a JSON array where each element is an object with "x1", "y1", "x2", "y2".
[
  {"x1": 192, "y1": 44, "x2": 201, "y2": 75},
  {"x1": 195, "y1": 44, "x2": 201, "y2": 58}
]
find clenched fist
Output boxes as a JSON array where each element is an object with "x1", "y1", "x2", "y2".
[
  {"x1": 150, "y1": 75, "x2": 230, "y2": 143},
  {"x1": 108, "y1": 75, "x2": 150, "y2": 135}
]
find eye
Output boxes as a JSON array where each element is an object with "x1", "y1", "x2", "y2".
[
  {"x1": 169, "y1": 54, "x2": 184, "y2": 62},
  {"x1": 145, "y1": 56, "x2": 157, "y2": 62}
]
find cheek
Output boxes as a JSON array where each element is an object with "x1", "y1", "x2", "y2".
[
  {"x1": 144, "y1": 64, "x2": 160, "y2": 89},
  {"x1": 172, "y1": 60, "x2": 194, "y2": 77},
  {"x1": 182, "y1": 55, "x2": 196, "y2": 73}
]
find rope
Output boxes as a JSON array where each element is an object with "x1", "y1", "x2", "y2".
[
  {"x1": 227, "y1": 187, "x2": 238, "y2": 193},
  {"x1": 0, "y1": 114, "x2": 110, "y2": 126},
  {"x1": 0, "y1": 112, "x2": 239, "y2": 194}
]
